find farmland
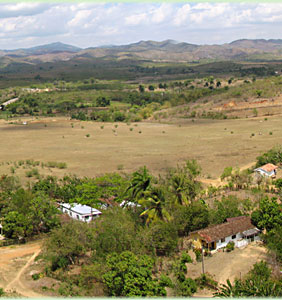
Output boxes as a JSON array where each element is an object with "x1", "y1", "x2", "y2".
[{"x1": 0, "y1": 115, "x2": 282, "y2": 183}]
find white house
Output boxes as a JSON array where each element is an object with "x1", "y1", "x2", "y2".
[
  {"x1": 254, "y1": 163, "x2": 278, "y2": 178},
  {"x1": 58, "y1": 203, "x2": 101, "y2": 223},
  {"x1": 189, "y1": 216, "x2": 260, "y2": 251}
]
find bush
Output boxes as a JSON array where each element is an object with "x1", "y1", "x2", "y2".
[
  {"x1": 226, "y1": 241, "x2": 235, "y2": 252},
  {"x1": 32, "y1": 273, "x2": 41, "y2": 280},
  {"x1": 194, "y1": 248, "x2": 202, "y2": 262},
  {"x1": 177, "y1": 278, "x2": 197, "y2": 296},
  {"x1": 195, "y1": 272, "x2": 218, "y2": 290},
  {"x1": 103, "y1": 251, "x2": 168, "y2": 296}
]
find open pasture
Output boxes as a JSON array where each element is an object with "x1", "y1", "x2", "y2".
[{"x1": 0, "y1": 116, "x2": 281, "y2": 180}]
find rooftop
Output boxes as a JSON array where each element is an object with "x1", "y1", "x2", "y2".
[
  {"x1": 191, "y1": 216, "x2": 256, "y2": 243},
  {"x1": 255, "y1": 163, "x2": 278, "y2": 173},
  {"x1": 59, "y1": 203, "x2": 101, "y2": 216}
]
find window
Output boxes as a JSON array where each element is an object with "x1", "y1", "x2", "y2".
[
  {"x1": 232, "y1": 234, "x2": 236, "y2": 239},
  {"x1": 76, "y1": 215, "x2": 80, "y2": 220},
  {"x1": 70, "y1": 212, "x2": 72, "y2": 216},
  {"x1": 221, "y1": 238, "x2": 225, "y2": 243}
]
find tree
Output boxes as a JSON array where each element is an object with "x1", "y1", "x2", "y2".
[
  {"x1": 96, "y1": 96, "x2": 110, "y2": 107},
  {"x1": 264, "y1": 225, "x2": 282, "y2": 263},
  {"x1": 209, "y1": 195, "x2": 243, "y2": 224},
  {"x1": 139, "y1": 186, "x2": 171, "y2": 224},
  {"x1": 2, "y1": 189, "x2": 59, "y2": 239},
  {"x1": 216, "y1": 81, "x2": 221, "y2": 88},
  {"x1": 173, "y1": 202, "x2": 209, "y2": 236},
  {"x1": 91, "y1": 207, "x2": 146, "y2": 259},
  {"x1": 251, "y1": 197, "x2": 282, "y2": 231},
  {"x1": 256, "y1": 146, "x2": 282, "y2": 167},
  {"x1": 139, "y1": 85, "x2": 145, "y2": 93},
  {"x1": 43, "y1": 221, "x2": 93, "y2": 271},
  {"x1": 144, "y1": 221, "x2": 178, "y2": 256},
  {"x1": 103, "y1": 251, "x2": 168, "y2": 296},
  {"x1": 126, "y1": 166, "x2": 152, "y2": 200},
  {"x1": 168, "y1": 160, "x2": 202, "y2": 205}
]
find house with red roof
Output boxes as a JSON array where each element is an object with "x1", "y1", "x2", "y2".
[
  {"x1": 189, "y1": 216, "x2": 260, "y2": 251},
  {"x1": 254, "y1": 163, "x2": 278, "y2": 178}
]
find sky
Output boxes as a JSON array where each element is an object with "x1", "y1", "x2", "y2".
[{"x1": 0, "y1": 2, "x2": 281, "y2": 50}]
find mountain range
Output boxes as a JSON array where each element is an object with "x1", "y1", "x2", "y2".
[{"x1": 1, "y1": 39, "x2": 282, "y2": 64}]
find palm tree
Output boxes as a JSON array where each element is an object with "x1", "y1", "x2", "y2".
[
  {"x1": 170, "y1": 172, "x2": 189, "y2": 206},
  {"x1": 138, "y1": 186, "x2": 171, "y2": 224},
  {"x1": 126, "y1": 166, "x2": 152, "y2": 200}
]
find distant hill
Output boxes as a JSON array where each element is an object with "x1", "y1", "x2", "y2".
[
  {"x1": 1, "y1": 42, "x2": 81, "y2": 58},
  {"x1": 1, "y1": 38, "x2": 282, "y2": 64}
]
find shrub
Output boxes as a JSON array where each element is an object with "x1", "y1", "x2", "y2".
[
  {"x1": 32, "y1": 273, "x2": 41, "y2": 280},
  {"x1": 193, "y1": 248, "x2": 202, "y2": 262},
  {"x1": 226, "y1": 241, "x2": 235, "y2": 252},
  {"x1": 103, "y1": 251, "x2": 168, "y2": 296}
]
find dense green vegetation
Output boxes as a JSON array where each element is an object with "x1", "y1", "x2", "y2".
[{"x1": 0, "y1": 149, "x2": 280, "y2": 296}]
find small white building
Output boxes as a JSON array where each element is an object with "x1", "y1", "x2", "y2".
[
  {"x1": 58, "y1": 203, "x2": 101, "y2": 223},
  {"x1": 254, "y1": 163, "x2": 278, "y2": 178}
]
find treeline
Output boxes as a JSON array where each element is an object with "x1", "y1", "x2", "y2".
[{"x1": 2, "y1": 77, "x2": 228, "y2": 121}]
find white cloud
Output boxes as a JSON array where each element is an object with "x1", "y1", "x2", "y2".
[
  {"x1": 151, "y1": 3, "x2": 172, "y2": 24},
  {"x1": 125, "y1": 12, "x2": 148, "y2": 26},
  {"x1": 0, "y1": 2, "x2": 281, "y2": 49},
  {"x1": 68, "y1": 9, "x2": 92, "y2": 27},
  {"x1": 173, "y1": 4, "x2": 191, "y2": 26}
]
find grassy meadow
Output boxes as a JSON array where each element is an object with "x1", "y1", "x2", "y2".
[{"x1": 0, "y1": 115, "x2": 281, "y2": 183}]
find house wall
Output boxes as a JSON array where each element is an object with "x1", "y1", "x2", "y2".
[
  {"x1": 60, "y1": 206, "x2": 96, "y2": 223},
  {"x1": 216, "y1": 233, "x2": 243, "y2": 250},
  {"x1": 190, "y1": 231, "x2": 260, "y2": 251},
  {"x1": 190, "y1": 233, "x2": 203, "y2": 249},
  {"x1": 256, "y1": 169, "x2": 274, "y2": 177},
  {"x1": 216, "y1": 233, "x2": 260, "y2": 250}
]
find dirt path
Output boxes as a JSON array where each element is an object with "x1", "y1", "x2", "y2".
[
  {"x1": 0, "y1": 241, "x2": 46, "y2": 298},
  {"x1": 199, "y1": 161, "x2": 255, "y2": 187}
]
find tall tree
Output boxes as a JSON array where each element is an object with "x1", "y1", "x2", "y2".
[
  {"x1": 139, "y1": 186, "x2": 171, "y2": 224},
  {"x1": 126, "y1": 166, "x2": 152, "y2": 200}
]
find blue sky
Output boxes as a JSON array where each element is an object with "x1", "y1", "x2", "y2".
[{"x1": 0, "y1": 2, "x2": 281, "y2": 49}]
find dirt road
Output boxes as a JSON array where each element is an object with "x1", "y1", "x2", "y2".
[{"x1": 0, "y1": 241, "x2": 45, "y2": 297}]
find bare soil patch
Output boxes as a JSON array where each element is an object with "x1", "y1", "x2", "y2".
[
  {"x1": 188, "y1": 242, "x2": 268, "y2": 297},
  {"x1": 0, "y1": 241, "x2": 44, "y2": 297}
]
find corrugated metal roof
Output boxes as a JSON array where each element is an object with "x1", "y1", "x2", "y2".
[
  {"x1": 242, "y1": 228, "x2": 260, "y2": 237},
  {"x1": 59, "y1": 203, "x2": 101, "y2": 216}
]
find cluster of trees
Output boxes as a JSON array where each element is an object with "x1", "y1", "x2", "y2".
[
  {"x1": 0, "y1": 152, "x2": 281, "y2": 296},
  {"x1": 30, "y1": 158, "x2": 280, "y2": 296},
  {"x1": 0, "y1": 175, "x2": 59, "y2": 240}
]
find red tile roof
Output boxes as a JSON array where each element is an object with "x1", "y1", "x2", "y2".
[
  {"x1": 259, "y1": 163, "x2": 278, "y2": 172},
  {"x1": 191, "y1": 216, "x2": 255, "y2": 243}
]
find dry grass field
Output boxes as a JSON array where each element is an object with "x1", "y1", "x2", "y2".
[{"x1": 0, "y1": 115, "x2": 281, "y2": 182}]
